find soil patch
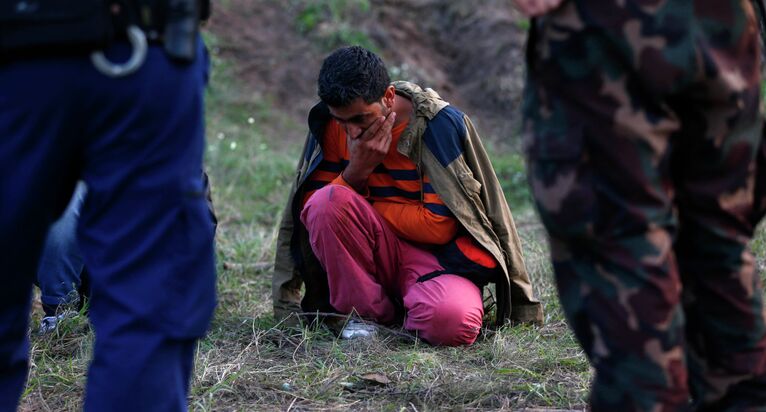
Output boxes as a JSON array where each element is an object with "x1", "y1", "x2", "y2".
[{"x1": 207, "y1": 0, "x2": 530, "y2": 144}]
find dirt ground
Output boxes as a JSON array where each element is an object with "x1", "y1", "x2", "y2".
[{"x1": 207, "y1": 0, "x2": 530, "y2": 144}]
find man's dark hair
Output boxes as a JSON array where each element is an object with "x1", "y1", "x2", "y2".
[{"x1": 317, "y1": 46, "x2": 390, "y2": 107}]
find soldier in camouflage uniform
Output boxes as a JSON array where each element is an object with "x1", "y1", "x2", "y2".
[{"x1": 519, "y1": 0, "x2": 766, "y2": 410}]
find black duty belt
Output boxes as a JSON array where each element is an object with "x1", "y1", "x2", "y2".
[{"x1": 0, "y1": 0, "x2": 211, "y2": 76}]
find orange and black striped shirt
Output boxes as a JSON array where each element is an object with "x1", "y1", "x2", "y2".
[{"x1": 303, "y1": 119, "x2": 458, "y2": 245}]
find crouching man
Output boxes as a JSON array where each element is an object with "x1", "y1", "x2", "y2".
[{"x1": 273, "y1": 46, "x2": 542, "y2": 346}]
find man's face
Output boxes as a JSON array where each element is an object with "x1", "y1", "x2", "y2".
[{"x1": 328, "y1": 96, "x2": 392, "y2": 140}]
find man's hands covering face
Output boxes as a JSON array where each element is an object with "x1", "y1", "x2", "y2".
[
  {"x1": 512, "y1": 0, "x2": 564, "y2": 17},
  {"x1": 342, "y1": 111, "x2": 397, "y2": 192}
]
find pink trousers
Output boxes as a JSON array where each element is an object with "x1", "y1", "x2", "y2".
[{"x1": 300, "y1": 184, "x2": 484, "y2": 346}]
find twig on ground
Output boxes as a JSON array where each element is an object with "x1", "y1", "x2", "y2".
[
  {"x1": 222, "y1": 261, "x2": 273, "y2": 271},
  {"x1": 286, "y1": 396, "x2": 297, "y2": 412}
]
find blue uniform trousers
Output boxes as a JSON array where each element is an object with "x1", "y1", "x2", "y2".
[
  {"x1": 0, "y1": 39, "x2": 217, "y2": 411},
  {"x1": 37, "y1": 182, "x2": 87, "y2": 312}
]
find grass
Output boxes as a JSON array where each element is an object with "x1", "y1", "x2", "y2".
[
  {"x1": 191, "y1": 60, "x2": 591, "y2": 408},
  {"x1": 19, "y1": 32, "x2": 766, "y2": 412}
]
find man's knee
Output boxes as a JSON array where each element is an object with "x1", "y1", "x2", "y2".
[
  {"x1": 300, "y1": 184, "x2": 360, "y2": 229},
  {"x1": 404, "y1": 275, "x2": 484, "y2": 346},
  {"x1": 425, "y1": 300, "x2": 482, "y2": 346}
]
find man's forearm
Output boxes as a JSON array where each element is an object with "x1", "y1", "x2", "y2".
[
  {"x1": 341, "y1": 166, "x2": 371, "y2": 193},
  {"x1": 512, "y1": 0, "x2": 564, "y2": 17}
]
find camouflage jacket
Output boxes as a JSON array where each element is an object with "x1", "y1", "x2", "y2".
[{"x1": 272, "y1": 81, "x2": 543, "y2": 327}]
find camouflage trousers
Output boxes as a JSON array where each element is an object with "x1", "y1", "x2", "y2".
[{"x1": 523, "y1": 1, "x2": 766, "y2": 410}]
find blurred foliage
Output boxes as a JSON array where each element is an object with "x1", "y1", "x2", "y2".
[
  {"x1": 491, "y1": 149, "x2": 534, "y2": 211},
  {"x1": 293, "y1": 0, "x2": 377, "y2": 51}
]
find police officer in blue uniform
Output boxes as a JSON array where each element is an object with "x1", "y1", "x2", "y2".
[{"x1": 0, "y1": 1, "x2": 217, "y2": 410}]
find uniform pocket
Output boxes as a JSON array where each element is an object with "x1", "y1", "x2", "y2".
[
  {"x1": 525, "y1": 126, "x2": 597, "y2": 241},
  {"x1": 523, "y1": 117, "x2": 584, "y2": 160},
  {"x1": 161, "y1": 177, "x2": 217, "y2": 339}
]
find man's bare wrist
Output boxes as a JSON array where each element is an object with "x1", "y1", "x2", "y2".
[{"x1": 341, "y1": 169, "x2": 367, "y2": 193}]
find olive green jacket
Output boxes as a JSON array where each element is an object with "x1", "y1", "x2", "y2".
[{"x1": 272, "y1": 81, "x2": 543, "y2": 327}]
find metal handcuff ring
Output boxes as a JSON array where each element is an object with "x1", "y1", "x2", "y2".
[{"x1": 90, "y1": 25, "x2": 148, "y2": 78}]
